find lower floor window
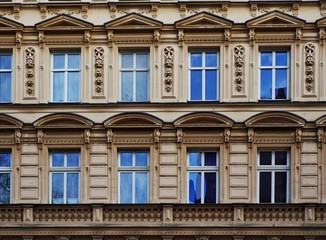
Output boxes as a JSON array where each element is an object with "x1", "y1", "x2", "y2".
[{"x1": 0, "y1": 152, "x2": 11, "y2": 204}]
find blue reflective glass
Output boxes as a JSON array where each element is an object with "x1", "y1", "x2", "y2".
[
  {"x1": 205, "y1": 53, "x2": 217, "y2": 67},
  {"x1": 189, "y1": 152, "x2": 201, "y2": 166},
  {"x1": 204, "y1": 172, "x2": 216, "y2": 203},
  {"x1": 135, "y1": 172, "x2": 148, "y2": 203},
  {"x1": 205, "y1": 70, "x2": 217, "y2": 100},
  {"x1": 53, "y1": 54, "x2": 65, "y2": 69},
  {"x1": 67, "y1": 153, "x2": 80, "y2": 167},
  {"x1": 275, "y1": 69, "x2": 287, "y2": 99},
  {"x1": 0, "y1": 153, "x2": 10, "y2": 167},
  {"x1": 136, "y1": 53, "x2": 149, "y2": 68},
  {"x1": 0, "y1": 173, "x2": 10, "y2": 204},
  {"x1": 68, "y1": 54, "x2": 80, "y2": 69},
  {"x1": 204, "y1": 152, "x2": 216, "y2": 166},
  {"x1": 0, "y1": 55, "x2": 11, "y2": 70},
  {"x1": 190, "y1": 70, "x2": 202, "y2": 100},
  {"x1": 52, "y1": 153, "x2": 65, "y2": 167},
  {"x1": 53, "y1": 72, "x2": 65, "y2": 102},
  {"x1": 120, "y1": 172, "x2": 132, "y2": 203},
  {"x1": 136, "y1": 71, "x2": 148, "y2": 101},
  {"x1": 189, "y1": 172, "x2": 201, "y2": 203},
  {"x1": 121, "y1": 54, "x2": 133, "y2": 68},
  {"x1": 67, "y1": 72, "x2": 80, "y2": 102},
  {"x1": 260, "y1": 52, "x2": 272, "y2": 66},
  {"x1": 135, "y1": 152, "x2": 148, "y2": 167},
  {"x1": 276, "y1": 52, "x2": 288, "y2": 66},
  {"x1": 0, "y1": 73, "x2": 11, "y2": 102},
  {"x1": 67, "y1": 173, "x2": 79, "y2": 204},
  {"x1": 121, "y1": 71, "x2": 133, "y2": 101},
  {"x1": 52, "y1": 173, "x2": 64, "y2": 204},
  {"x1": 260, "y1": 69, "x2": 272, "y2": 99},
  {"x1": 120, "y1": 152, "x2": 133, "y2": 166},
  {"x1": 191, "y1": 53, "x2": 202, "y2": 67}
]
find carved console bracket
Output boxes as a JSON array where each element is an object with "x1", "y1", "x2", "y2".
[
  {"x1": 16, "y1": 31, "x2": 22, "y2": 49},
  {"x1": 107, "y1": 30, "x2": 114, "y2": 48},
  {"x1": 305, "y1": 43, "x2": 316, "y2": 93},
  {"x1": 248, "y1": 29, "x2": 255, "y2": 46},
  {"x1": 110, "y1": 5, "x2": 117, "y2": 19},
  {"x1": 321, "y1": 1, "x2": 326, "y2": 16},
  {"x1": 179, "y1": 4, "x2": 187, "y2": 18},
  {"x1": 151, "y1": 4, "x2": 159, "y2": 18},
  {"x1": 234, "y1": 45, "x2": 245, "y2": 92},
  {"x1": 25, "y1": 47, "x2": 35, "y2": 96},
  {"x1": 94, "y1": 47, "x2": 104, "y2": 95},
  {"x1": 163, "y1": 46, "x2": 174, "y2": 93},
  {"x1": 247, "y1": 128, "x2": 254, "y2": 147}
]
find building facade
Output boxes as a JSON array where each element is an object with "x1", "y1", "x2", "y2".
[{"x1": 0, "y1": 0, "x2": 326, "y2": 239}]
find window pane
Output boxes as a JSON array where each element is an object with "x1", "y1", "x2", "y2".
[
  {"x1": 0, "y1": 173, "x2": 10, "y2": 204},
  {"x1": 67, "y1": 173, "x2": 79, "y2": 204},
  {"x1": 53, "y1": 72, "x2": 65, "y2": 102},
  {"x1": 190, "y1": 70, "x2": 202, "y2": 100},
  {"x1": 120, "y1": 172, "x2": 132, "y2": 203},
  {"x1": 204, "y1": 172, "x2": 216, "y2": 203},
  {"x1": 135, "y1": 172, "x2": 148, "y2": 203},
  {"x1": 189, "y1": 172, "x2": 201, "y2": 203},
  {"x1": 204, "y1": 152, "x2": 217, "y2": 166},
  {"x1": 136, "y1": 53, "x2": 148, "y2": 68},
  {"x1": 121, "y1": 71, "x2": 133, "y2": 102},
  {"x1": 276, "y1": 52, "x2": 287, "y2": 66},
  {"x1": 205, "y1": 70, "x2": 217, "y2": 100},
  {"x1": 135, "y1": 152, "x2": 148, "y2": 167},
  {"x1": 120, "y1": 152, "x2": 132, "y2": 166},
  {"x1": 275, "y1": 151, "x2": 288, "y2": 165},
  {"x1": 67, "y1": 72, "x2": 80, "y2": 102},
  {"x1": 52, "y1": 153, "x2": 65, "y2": 167},
  {"x1": 259, "y1": 151, "x2": 271, "y2": 165},
  {"x1": 52, "y1": 173, "x2": 64, "y2": 204},
  {"x1": 260, "y1": 52, "x2": 272, "y2": 66},
  {"x1": 189, "y1": 152, "x2": 201, "y2": 166},
  {"x1": 136, "y1": 71, "x2": 148, "y2": 101},
  {"x1": 121, "y1": 54, "x2": 133, "y2": 68},
  {"x1": 0, "y1": 153, "x2": 11, "y2": 167},
  {"x1": 68, "y1": 54, "x2": 80, "y2": 69},
  {"x1": 0, "y1": 55, "x2": 11, "y2": 70},
  {"x1": 205, "y1": 53, "x2": 217, "y2": 67},
  {"x1": 67, "y1": 153, "x2": 80, "y2": 167},
  {"x1": 275, "y1": 69, "x2": 287, "y2": 99},
  {"x1": 275, "y1": 172, "x2": 287, "y2": 203},
  {"x1": 259, "y1": 172, "x2": 271, "y2": 203},
  {"x1": 260, "y1": 69, "x2": 272, "y2": 99},
  {"x1": 0, "y1": 73, "x2": 11, "y2": 102},
  {"x1": 53, "y1": 54, "x2": 65, "y2": 69},
  {"x1": 191, "y1": 53, "x2": 202, "y2": 67}
]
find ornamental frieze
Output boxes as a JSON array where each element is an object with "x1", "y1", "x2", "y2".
[
  {"x1": 183, "y1": 138, "x2": 224, "y2": 144},
  {"x1": 254, "y1": 137, "x2": 294, "y2": 144}
]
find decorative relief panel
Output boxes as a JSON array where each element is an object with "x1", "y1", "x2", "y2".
[
  {"x1": 25, "y1": 47, "x2": 35, "y2": 96},
  {"x1": 173, "y1": 206, "x2": 233, "y2": 222},
  {"x1": 180, "y1": 4, "x2": 228, "y2": 18},
  {"x1": 305, "y1": 43, "x2": 316, "y2": 93},
  {"x1": 250, "y1": 3, "x2": 299, "y2": 17},
  {"x1": 233, "y1": 45, "x2": 245, "y2": 92},
  {"x1": 163, "y1": 46, "x2": 174, "y2": 93},
  {"x1": 103, "y1": 206, "x2": 162, "y2": 222},
  {"x1": 94, "y1": 47, "x2": 104, "y2": 95},
  {"x1": 244, "y1": 206, "x2": 304, "y2": 222}
]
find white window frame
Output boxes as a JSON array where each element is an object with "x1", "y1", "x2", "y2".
[
  {"x1": 0, "y1": 152, "x2": 11, "y2": 204},
  {"x1": 49, "y1": 152, "x2": 80, "y2": 204},
  {"x1": 258, "y1": 50, "x2": 290, "y2": 100},
  {"x1": 257, "y1": 150, "x2": 290, "y2": 203},
  {"x1": 51, "y1": 52, "x2": 81, "y2": 103},
  {"x1": 0, "y1": 52, "x2": 12, "y2": 103},
  {"x1": 119, "y1": 52, "x2": 150, "y2": 102},
  {"x1": 118, "y1": 151, "x2": 150, "y2": 203},
  {"x1": 187, "y1": 151, "x2": 219, "y2": 204},
  {"x1": 188, "y1": 51, "x2": 219, "y2": 101}
]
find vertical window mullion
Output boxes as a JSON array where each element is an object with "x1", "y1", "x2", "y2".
[
  {"x1": 65, "y1": 54, "x2": 68, "y2": 102},
  {"x1": 63, "y1": 172, "x2": 67, "y2": 204},
  {"x1": 201, "y1": 170, "x2": 204, "y2": 204},
  {"x1": 202, "y1": 53, "x2": 205, "y2": 100}
]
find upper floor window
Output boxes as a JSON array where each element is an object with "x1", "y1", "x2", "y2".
[
  {"x1": 258, "y1": 150, "x2": 290, "y2": 203},
  {"x1": 188, "y1": 151, "x2": 219, "y2": 203},
  {"x1": 50, "y1": 152, "x2": 80, "y2": 204},
  {"x1": 0, "y1": 53, "x2": 12, "y2": 103},
  {"x1": 189, "y1": 51, "x2": 219, "y2": 101},
  {"x1": 51, "y1": 52, "x2": 80, "y2": 102},
  {"x1": 120, "y1": 52, "x2": 149, "y2": 102},
  {"x1": 0, "y1": 152, "x2": 11, "y2": 204},
  {"x1": 118, "y1": 151, "x2": 149, "y2": 203},
  {"x1": 259, "y1": 50, "x2": 289, "y2": 100}
]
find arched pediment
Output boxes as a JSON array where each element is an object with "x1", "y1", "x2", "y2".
[
  {"x1": 315, "y1": 115, "x2": 326, "y2": 127},
  {"x1": 175, "y1": 11, "x2": 233, "y2": 30},
  {"x1": 105, "y1": 13, "x2": 162, "y2": 30},
  {"x1": 33, "y1": 113, "x2": 93, "y2": 129},
  {"x1": 0, "y1": 114, "x2": 23, "y2": 129},
  {"x1": 246, "y1": 10, "x2": 305, "y2": 29},
  {"x1": 35, "y1": 14, "x2": 93, "y2": 31},
  {"x1": 174, "y1": 113, "x2": 234, "y2": 128},
  {"x1": 0, "y1": 16, "x2": 24, "y2": 32},
  {"x1": 104, "y1": 113, "x2": 162, "y2": 128},
  {"x1": 245, "y1": 112, "x2": 305, "y2": 128}
]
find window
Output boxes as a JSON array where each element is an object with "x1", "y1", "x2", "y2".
[
  {"x1": 258, "y1": 150, "x2": 290, "y2": 203},
  {"x1": 120, "y1": 52, "x2": 149, "y2": 102},
  {"x1": 118, "y1": 151, "x2": 149, "y2": 203},
  {"x1": 188, "y1": 151, "x2": 219, "y2": 203},
  {"x1": 0, "y1": 53, "x2": 12, "y2": 103},
  {"x1": 51, "y1": 52, "x2": 80, "y2": 102},
  {"x1": 189, "y1": 51, "x2": 219, "y2": 101},
  {"x1": 259, "y1": 50, "x2": 289, "y2": 100},
  {"x1": 50, "y1": 152, "x2": 80, "y2": 204},
  {"x1": 0, "y1": 152, "x2": 11, "y2": 204}
]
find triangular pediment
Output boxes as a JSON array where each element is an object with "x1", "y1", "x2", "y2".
[
  {"x1": 105, "y1": 13, "x2": 162, "y2": 30},
  {"x1": 104, "y1": 113, "x2": 162, "y2": 128},
  {"x1": 246, "y1": 11, "x2": 305, "y2": 29},
  {"x1": 33, "y1": 113, "x2": 93, "y2": 129},
  {"x1": 0, "y1": 114, "x2": 23, "y2": 129},
  {"x1": 315, "y1": 115, "x2": 326, "y2": 127},
  {"x1": 35, "y1": 14, "x2": 93, "y2": 31},
  {"x1": 0, "y1": 16, "x2": 24, "y2": 32},
  {"x1": 175, "y1": 12, "x2": 233, "y2": 30},
  {"x1": 174, "y1": 113, "x2": 234, "y2": 128},
  {"x1": 245, "y1": 112, "x2": 305, "y2": 128},
  {"x1": 316, "y1": 17, "x2": 326, "y2": 28}
]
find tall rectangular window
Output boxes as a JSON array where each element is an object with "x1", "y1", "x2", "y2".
[
  {"x1": 189, "y1": 51, "x2": 219, "y2": 101},
  {"x1": 0, "y1": 152, "x2": 11, "y2": 204},
  {"x1": 120, "y1": 52, "x2": 149, "y2": 102},
  {"x1": 188, "y1": 151, "x2": 219, "y2": 203},
  {"x1": 0, "y1": 53, "x2": 12, "y2": 103},
  {"x1": 51, "y1": 52, "x2": 80, "y2": 102},
  {"x1": 258, "y1": 150, "x2": 290, "y2": 203},
  {"x1": 118, "y1": 151, "x2": 149, "y2": 203},
  {"x1": 259, "y1": 50, "x2": 289, "y2": 100},
  {"x1": 50, "y1": 152, "x2": 80, "y2": 204}
]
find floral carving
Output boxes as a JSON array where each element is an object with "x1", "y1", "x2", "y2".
[
  {"x1": 94, "y1": 47, "x2": 104, "y2": 94},
  {"x1": 234, "y1": 45, "x2": 245, "y2": 92},
  {"x1": 305, "y1": 43, "x2": 315, "y2": 92},
  {"x1": 47, "y1": 8, "x2": 81, "y2": 16},
  {"x1": 164, "y1": 46, "x2": 174, "y2": 92},
  {"x1": 25, "y1": 47, "x2": 35, "y2": 95}
]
